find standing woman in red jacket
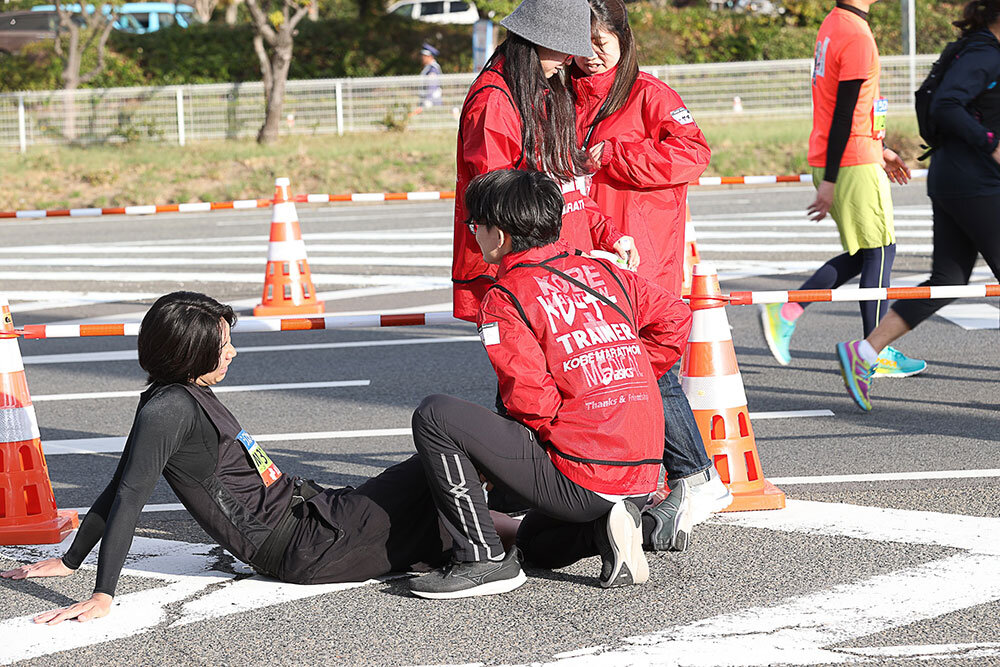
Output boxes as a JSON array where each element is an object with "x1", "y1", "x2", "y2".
[
  {"x1": 452, "y1": 0, "x2": 637, "y2": 322},
  {"x1": 570, "y1": 0, "x2": 728, "y2": 548}
]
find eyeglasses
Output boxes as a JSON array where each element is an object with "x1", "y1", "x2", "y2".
[{"x1": 467, "y1": 222, "x2": 478, "y2": 235}]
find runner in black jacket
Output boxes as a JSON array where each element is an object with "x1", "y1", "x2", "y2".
[
  {"x1": 836, "y1": 0, "x2": 1000, "y2": 411},
  {"x1": 1, "y1": 292, "x2": 452, "y2": 624}
]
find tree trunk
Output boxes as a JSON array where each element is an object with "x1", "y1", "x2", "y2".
[
  {"x1": 256, "y1": 32, "x2": 293, "y2": 144},
  {"x1": 225, "y1": 0, "x2": 242, "y2": 25},
  {"x1": 60, "y1": 26, "x2": 82, "y2": 140}
]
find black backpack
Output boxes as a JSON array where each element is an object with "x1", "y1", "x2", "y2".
[{"x1": 915, "y1": 32, "x2": 1000, "y2": 160}]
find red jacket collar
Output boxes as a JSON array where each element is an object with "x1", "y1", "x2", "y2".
[
  {"x1": 497, "y1": 241, "x2": 573, "y2": 279},
  {"x1": 572, "y1": 65, "x2": 618, "y2": 102}
]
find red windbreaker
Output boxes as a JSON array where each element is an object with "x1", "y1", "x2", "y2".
[
  {"x1": 572, "y1": 67, "x2": 712, "y2": 296},
  {"x1": 477, "y1": 241, "x2": 692, "y2": 495},
  {"x1": 453, "y1": 60, "x2": 624, "y2": 322}
]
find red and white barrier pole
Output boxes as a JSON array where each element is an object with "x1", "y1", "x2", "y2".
[
  {"x1": 0, "y1": 170, "x2": 931, "y2": 220},
  {"x1": 20, "y1": 312, "x2": 463, "y2": 339},
  {"x1": 727, "y1": 284, "x2": 1000, "y2": 306}
]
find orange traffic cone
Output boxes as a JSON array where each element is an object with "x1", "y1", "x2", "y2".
[
  {"x1": 0, "y1": 297, "x2": 79, "y2": 545},
  {"x1": 681, "y1": 198, "x2": 700, "y2": 298},
  {"x1": 679, "y1": 264, "x2": 785, "y2": 511},
  {"x1": 253, "y1": 177, "x2": 325, "y2": 316}
]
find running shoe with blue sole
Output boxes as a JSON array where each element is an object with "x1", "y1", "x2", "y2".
[
  {"x1": 875, "y1": 346, "x2": 927, "y2": 378},
  {"x1": 836, "y1": 340, "x2": 878, "y2": 411},
  {"x1": 759, "y1": 303, "x2": 796, "y2": 366}
]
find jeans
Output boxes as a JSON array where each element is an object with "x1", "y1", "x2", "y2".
[{"x1": 658, "y1": 370, "x2": 712, "y2": 481}]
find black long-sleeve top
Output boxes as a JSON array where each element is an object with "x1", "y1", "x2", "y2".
[
  {"x1": 61, "y1": 386, "x2": 219, "y2": 596},
  {"x1": 928, "y1": 30, "x2": 1000, "y2": 199}
]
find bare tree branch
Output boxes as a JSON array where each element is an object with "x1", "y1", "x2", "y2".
[
  {"x1": 252, "y1": 32, "x2": 272, "y2": 93},
  {"x1": 79, "y1": 21, "x2": 115, "y2": 84},
  {"x1": 244, "y1": 0, "x2": 278, "y2": 45}
]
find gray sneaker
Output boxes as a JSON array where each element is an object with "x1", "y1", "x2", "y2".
[
  {"x1": 595, "y1": 500, "x2": 649, "y2": 588},
  {"x1": 408, "y1": 547, "x2": 526, "y2": 600},
  {"x1": 642, "y1": 481, "x2": 693, "y2": 552}
]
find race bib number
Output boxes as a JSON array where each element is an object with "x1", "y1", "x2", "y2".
[
  {"x1": 235, "y1": 429, "x2": 282, "y2": 487},
  {"x1": 872, "y1": 97, "x2": 888, "y2": 140}
]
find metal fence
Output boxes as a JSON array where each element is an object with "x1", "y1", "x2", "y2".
[{"x1": 0, "y1": 54, "x2": 936, "y2": 151}]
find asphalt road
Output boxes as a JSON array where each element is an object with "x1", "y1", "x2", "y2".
[{"x1": 0, "y1": 182, "x2": 998, "y2": 667}]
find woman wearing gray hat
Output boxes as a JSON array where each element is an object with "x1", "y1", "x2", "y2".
[{"x1": 450, "y1": 0, "x2": 638, "y2": 322}]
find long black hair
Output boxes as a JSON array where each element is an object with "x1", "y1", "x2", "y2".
[
  {"x1": 954, "y1": 0, "x2": 1000, "y2": 35},
  {"x1": 138, "y1": 291, "x2": 236, "y2": 385},
  {"x1": 585, "y1": 0, "x2": 640, "y2": 124},
  {"x1": 484, "y1": 34, "x2": 590, "y2": 179}
]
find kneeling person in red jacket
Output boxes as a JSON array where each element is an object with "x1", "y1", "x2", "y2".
[{"x1": 408, "y1": 169, "x2": 693, "y2": 599}]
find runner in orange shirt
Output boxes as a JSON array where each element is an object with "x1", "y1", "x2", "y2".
[{"x1": 759, "y1": 0, "x2": 926, "y2": 391}]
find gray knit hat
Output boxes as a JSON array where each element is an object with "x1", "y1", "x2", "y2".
[{"x1": 500, "y1": 0, "x2": 595, "y2": 59}]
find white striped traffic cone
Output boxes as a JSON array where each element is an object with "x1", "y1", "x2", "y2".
[
  {"x1": 680, "y1": 264, "x2": 785, "y2": 511},
  {"x1": 254, "y1": 177, "x2": 325, "y2": 316},
  {"x1": 0, "y1": 298, "x2": 79, "y2": 544}
]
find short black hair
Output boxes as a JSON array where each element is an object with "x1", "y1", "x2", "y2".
[
  {"x1": 464, "y1": 170, "x2": 563, "y2": 253},
  {"x1": 138, "y1": 291, "x2": 237, "y2": 385}
]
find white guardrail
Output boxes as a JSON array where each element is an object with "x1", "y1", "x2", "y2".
[{"x1": 0, "y1": 55, "x2": 936, "y2": 150}]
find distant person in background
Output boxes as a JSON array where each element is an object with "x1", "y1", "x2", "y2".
[
  {"x1": 451, "y1": 0, "x2": 638, "y2": 322},
  {"x1": 837, "y1": 0, "x2": 1000, "y2": 411},
  {"x1": 411, "y1": 43, "x2": 443, "y2": 116},
  {"x1": 759, "y1": 0, "x2": 927, "y2": 385},
  {"x1": 570, "y1": 0, "x2": 726, "y2": 552}
]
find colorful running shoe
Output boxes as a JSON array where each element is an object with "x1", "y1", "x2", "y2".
[
  {"x1": 875, "y1": 346, "x2": 927, "y2": 378},
  {"x1": 759, "y1": 303, "x2": 796, "y2": 365},
  {"x1": 836, "y1": 340, "x2": 878, "y2": 411}
]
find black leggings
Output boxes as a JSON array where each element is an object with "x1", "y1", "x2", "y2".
[
  {"x1": 798, "y1": 244, "x2": 896, "y2": 336},
  {"x1": 892, "y1": 194, "x2": 1000, "y2": 329}
]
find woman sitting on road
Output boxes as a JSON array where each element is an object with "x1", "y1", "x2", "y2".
[{"x1": 2, "y1": 291, "x2": 453, "y2": 624}]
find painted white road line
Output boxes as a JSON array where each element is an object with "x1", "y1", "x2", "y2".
[
  {"x1": 64, "y1": 502, "x2": 187, "y2": 514},
  {"x1": 710, "y1": 499, "x2": 1000, "y2": 554},
  {"x1": 695, "y1": 230, "x2": 932, "y2": 239},
  {"x1": 547, "y1": 552, "x2": 1000, "y2": 666},
  {"x1": 6, "y1": 291, "x2": 159, "y2": 314},
  {"x1": 935, "y1": 302, "x2": 999, "y2": 330},
  {"x1": 699, "y1": 243, "x2": 935, "y2": 254},
  {"x1": 43, "y1": 426, "x2": 412, "y2": 455},
  {"x1": 5, "y1": 243, "x2": 452, "y2": 255},
  {"x1": 32, "y1": 380, "x2": 370, "y2": 403},
  {"x1": 749, "y1": 409, "x2": 834, "y2": 420},
  {"x1": 769, "y1": 468, "x2": 1000, "y2": 485},
  {"x1": 40, "y1": 410, "x2": 829, "y2": 456},
  {"x1": 541, "y1": 501, "x2": 1000, "y2": 666},
  {"x1": 688, "y1": 219, "x2": 931, "y2": 228},
  {"x1": 838, "y1": 642, "x2": 1000, "y2": 660},
  {"x1": 0, "y1": 270, "x2": 451, "y2": 287},
  {"x1": 23, "y1": 335, "x2": 479, "y2": 366},
  {"x1": 0, "y1": 534, "x2": 386, "y2": 665},
  {"x1": 4, "y1": 256, "x2": 452, "y2": 268}
]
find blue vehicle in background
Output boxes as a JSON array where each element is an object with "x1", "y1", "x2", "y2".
[{"x1": 31, "y1": 3, "x2": 199, "y2": 34}]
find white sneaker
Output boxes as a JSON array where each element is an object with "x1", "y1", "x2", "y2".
[{"x1": 670, "y1": 468, "x2": 733, "y2": 525}]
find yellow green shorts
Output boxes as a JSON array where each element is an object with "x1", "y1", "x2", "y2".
[{"x1": 812, "y1": 163, "x2": 895, "y2": 255}]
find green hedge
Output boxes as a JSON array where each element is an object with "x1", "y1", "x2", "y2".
[
  {"x1": 0, "y1": 1, "x2": 967, "y2": 93},
  {"x1": 109, "y1": 16, "x2": 475, "y2": 84}
]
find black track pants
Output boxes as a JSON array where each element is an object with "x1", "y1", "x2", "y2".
[
  {"x1": 892, "y1": 194, "x2": 1000, "y2": 329},
  {"x1": 411, "y1": 394, "x2": 628, "y2": 564}
]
